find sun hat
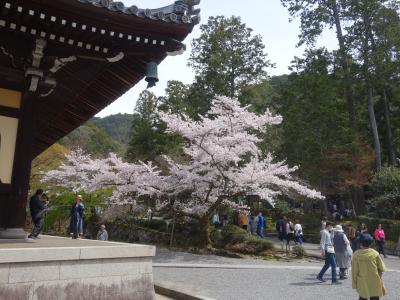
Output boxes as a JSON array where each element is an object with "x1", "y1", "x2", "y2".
[{"x1": 335, "y1": 225, "x2": 344, "y2": 232}]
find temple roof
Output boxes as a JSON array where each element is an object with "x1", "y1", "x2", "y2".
[
  {"x1": 77, "y1": 0, "x2": 201, "y2": 25},
  {"x1": 0, "y1": 0, "x2": 200, "y2": 157}
]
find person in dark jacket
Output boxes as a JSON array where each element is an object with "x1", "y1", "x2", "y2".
[
  {"x1": 69, "y1": 195, "x2": 85, "y2": 239},
  {"x1": 276, "y1": 216, "x2": 284, "y2": 241},
  {"x1": 257, "y1": 212, "x2": 266, "y2": 238},
  {"x1": 28, "y1": 189, "x2": 47, "y2": 239}
]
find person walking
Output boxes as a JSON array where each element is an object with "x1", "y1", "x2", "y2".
[
  {"x1": 280, "y1": 216, "x2": 288, "y2": 250},
  {"x1": 294, "y1": 220, "x2": 304, "y2": 246},
  {"x1": 286, "y1": 219, "x2": 295, "y2": 251},
  {"x1": 97, "y1": 225, "x2": 108, "y2": 241},
  {"x1": 28, "y1": 189, "x2": 48, "y2": 239},
  {"x1": 276, "y1": 216, "x2": 284, "y2": 241},
  {"x1": 317, "y1": 221, "x2": 338, "y2": 284},
  {"x1": 257, "y1": 212, "x2": 266, "y2": 238},
  {"x1": 248, "y1": 215, "x2": 257, "y2": 235},
  {"x1": 239, "y1": 213, "x2": 249, "y2": 231},
  {"x1": 333, "y1": 225, "x2": 352, "y2": 279},
  {"x1": 374, "y1": 224, "x2": 387, "y2": 258},
  {"x1": 222, "y1": 214, "x2": 228, "y2": 226},
  {"x1": 69, "y1": 195, "x2": 85, "y2": 239},
  {"x1": 348, "y1": 223, "x2": 358, "y2": 252},
  {"x1": 146, "y1": 208, "x2": 153, "y2": 222},
  {"x1": 212, "y1": 212, "x2": 220, "y2": 228},
  {"x1": 355, "y1": 223, "x2": 367, "y2": 251},
  {"x1": 352, "y1": 233, "x2": 387, "y2": 300}
]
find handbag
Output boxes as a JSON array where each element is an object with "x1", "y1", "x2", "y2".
[{"x1": 326, "y1": 245, "x2": 335, "y2": 254}]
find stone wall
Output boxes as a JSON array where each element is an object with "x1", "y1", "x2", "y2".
[
  {"x1": 0, "y1": 257, "x2": 155, "y2": 300},
  {"x1": 0, "y1": 236, "x2": 156, "y2": 300}
]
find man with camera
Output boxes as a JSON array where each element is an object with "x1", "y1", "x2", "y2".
[{"x1": 28, "y1": 189, "x2": 49, "y2": 239}]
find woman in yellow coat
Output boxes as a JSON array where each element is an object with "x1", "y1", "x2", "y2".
[{"x1": 352, "y1": 233, "x2": 387, "y2": 300}]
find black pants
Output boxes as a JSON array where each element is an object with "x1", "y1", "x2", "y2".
[
  {"x1": 359, "y1": 297, "x2": 379, "y2": 300},
  {"x1": 30, "y1": 217, "x2": 44, "y2": 237},
  {"x1": 376, "y1": 240, "x2": 386, "y2": 256}
]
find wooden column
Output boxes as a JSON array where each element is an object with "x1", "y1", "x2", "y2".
[{"x1": 1, "y1": 93, "x2": 37, "y2": 230}]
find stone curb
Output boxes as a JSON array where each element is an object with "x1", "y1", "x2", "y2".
[{"x1": 155, "y1": 282, "x2": 214, "y2": 300}]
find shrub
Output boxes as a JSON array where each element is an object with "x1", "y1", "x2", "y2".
[
  {"x1": 242, "y1": 236, "x2": 274, "y2": 253},
  {"x1": 292, "y1": 245, "x2": 306, "y2": 258},
  {"x1": 214, "y1": 225, "x2": 248, "y2": 246},
  {"x1": 368, "y1": 167, "x2": 400, "y2": 219},
  {"x1": 136, "y1": 219, "x2": 167, "y2": 231},
  {"x1": 370, "y1": 166, "x2": 400, "y2": 194},
  {"x1": 211, "y1": 225, "x2": 274, "y2": 255}
]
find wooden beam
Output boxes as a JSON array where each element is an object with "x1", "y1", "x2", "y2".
[{"x1": 0, "y1": 105, "x2": 20, "y2": 118}]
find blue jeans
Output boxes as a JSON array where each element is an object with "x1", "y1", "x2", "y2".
[
  {"x1": 318, "y1": 251, "x2": 337, "y2": 282},
  {"x1": 295, "y1": 235, "x2": 303, "y2": 245}
]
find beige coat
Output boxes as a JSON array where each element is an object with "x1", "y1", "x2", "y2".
[{"x1": 352, "y1": 248, "x2": 387, "y2": 298}]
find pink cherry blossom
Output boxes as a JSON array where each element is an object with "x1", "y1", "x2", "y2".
[{"x1": 44, "y1": 96, "x2": 323, "y2": 218}]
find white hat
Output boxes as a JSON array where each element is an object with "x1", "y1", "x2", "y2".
[{"x1": 335, "y1": 225, "x2": 343, "y2": 232}]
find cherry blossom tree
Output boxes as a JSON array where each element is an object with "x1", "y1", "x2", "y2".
[
  {"x1": 44, "y1": 96, "x2": 323, "y2": 247},
  {"x1": 42, "y1": 149, "x2": 166, "y2": 205},
  {"x1": 158, "y1": 96, "x2": 323, "y2": 245}
]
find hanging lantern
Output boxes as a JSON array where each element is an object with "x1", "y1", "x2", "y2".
[{"x1": 145, "y1": 61, "x2": 159, "y2": 88}]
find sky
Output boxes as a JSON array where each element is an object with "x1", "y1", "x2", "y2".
[{"x1": 96, "y1": 0, "x2": 338, "y2": 117}]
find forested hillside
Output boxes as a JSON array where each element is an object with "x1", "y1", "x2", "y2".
[
  {"x1": 59, "y1": 122, "x2": 123, "y2": 157},
  {"x1": 92, "y1": 113, "x2": 133, "y2": 145}
]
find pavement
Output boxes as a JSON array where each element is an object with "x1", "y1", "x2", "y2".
[
  {"x1": 153, "y1": 241, "x2": 400, "y2": 300},
  {"x1": 155, "y1": 294, "x2": 173, "y2": 300},
  {"x1": 0, "y1": 235, "x2": 119, "y2": 248}
]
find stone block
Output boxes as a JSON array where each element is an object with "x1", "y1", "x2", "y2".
[
  {"x1": 32, "y1": 275, "x2": 155, "y2": 300},
  {"x1": 0, "y1": 247, "x2": 80, "y2": 264},
  {"x1": 79, "y1": 244, "x2": 155, "y2": 260},
  {"x1": 122, "y1": 274, "x2": 155, "y2": 294},
  {"x1": 0, "y1": 282, "x2": 33, "y2": 300},
  {"x1": 139, "y1": 259, "x2": 152, "y2": 274},
  {"x1": 101, "y1": 258, "x2": 141, "y2": 277},
  {"x1": 59, "y1": 260, "x2": 102, "y2": 280},
  {"x1": 0, "y1": 264, "x2": 10, "y2": 284},
  {"x1": 9, "y1": 261, "x2": 60, "y2": 283}
]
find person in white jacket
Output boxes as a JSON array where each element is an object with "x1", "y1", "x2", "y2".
[{"x1": 317, "y1": 221, "x2": 338, "y2": 284}]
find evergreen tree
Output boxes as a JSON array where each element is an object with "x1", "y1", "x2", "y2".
[{"x1": 189, "y1": 16, "x2": 272, "y2": 98}]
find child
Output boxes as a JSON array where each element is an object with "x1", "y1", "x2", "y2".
[{"x1": 352, "y1": 233, "x2": 387, "y2": 300}]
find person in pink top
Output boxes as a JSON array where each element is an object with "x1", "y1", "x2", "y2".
[{"x1": 374, "y1": 224, "x2": 387, "y2": 258}]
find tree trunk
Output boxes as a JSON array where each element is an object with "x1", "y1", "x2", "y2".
[
  {"x1": 350, "y1": 187, "x2": 366, "y2": 216},
  {"x1": 362, "y1": 7, "x2": 382, "y2": 171},
  {"x1": 199, "y1": 215, "x2": 211, "y2": 248},
  {"x1": 367, "y1": 82, "x2": 382, "y2": 171},
  {"x1": 320, "y1": 198, "x2": 329, "y2": 218},
  {"x1": 169, "y1": 214, "x2": 176, "y2": 248},
  {"x1": 382, "y1": 89, "x2": 397, "y2": 166},
  {"x1": 348, "y1": 189, "x2": 357, "y2": 218},
  {"x1": 331, "y1": 0, "x2": 356, "y2": 127}
]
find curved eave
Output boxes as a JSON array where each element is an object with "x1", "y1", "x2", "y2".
[{"x1": 77, "y1": 0, "x2": 201, "y2": 26}]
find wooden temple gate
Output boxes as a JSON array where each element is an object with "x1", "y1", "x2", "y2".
[{"x1": 0, "y1": 0, "x2": 200, "y2": 238}]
